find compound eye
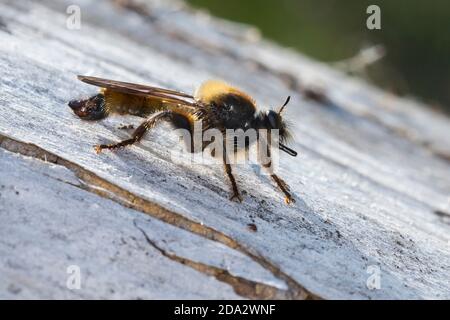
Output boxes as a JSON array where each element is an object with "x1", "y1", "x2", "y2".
[{"x1": 266, "y1": 110, "x2": 278, "y2": 129}]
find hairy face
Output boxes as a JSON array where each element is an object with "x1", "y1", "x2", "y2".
[{"x1": 265, "y1": 110, "x2": 291, "y2": 143}]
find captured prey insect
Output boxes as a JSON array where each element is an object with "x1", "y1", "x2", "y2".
[{"x1": 69, "y1": 76, "x2": 298, "y2": 203}]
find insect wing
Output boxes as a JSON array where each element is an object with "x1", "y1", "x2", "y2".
[{"x1": 78, "y1": 75, "x2": 197, "y2": 107}]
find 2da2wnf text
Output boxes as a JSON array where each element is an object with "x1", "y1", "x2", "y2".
[{"x1": 174, "y1": 304, "x2": 276, "y2": 317}]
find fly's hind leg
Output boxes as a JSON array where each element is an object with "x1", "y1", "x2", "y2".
[{"x1": 95, "y1": 110, "x2": 172, "y2": 153}]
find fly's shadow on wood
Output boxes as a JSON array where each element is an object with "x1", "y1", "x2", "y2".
[{"x1": 0, "y1": 17, "x2": 11, "y2": 34}]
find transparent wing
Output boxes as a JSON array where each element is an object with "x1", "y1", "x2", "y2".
[{"x1": 78, "y1": 75, "x2": 198, "y2": 107}]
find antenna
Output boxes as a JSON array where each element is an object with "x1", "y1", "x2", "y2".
[{"x1": 277, "y1": 96, "x2": 291, "y2": 114}]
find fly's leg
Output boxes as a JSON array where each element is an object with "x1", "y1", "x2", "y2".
[
  {"x1": 270, "y1": 172, "x2": 295, "y2": 204},
  {"x1": 95, "y1": 110, "x2": 172, "y2": 153},
  {"x1": 224, "y1": 161, "x2": 242, "y2": 202},
  {"x1": 222, "y1": 143, "x2": 242, "y2": 202},
  {"x1": 258, "y1": 137, "x2": 295, "y2": 204}
]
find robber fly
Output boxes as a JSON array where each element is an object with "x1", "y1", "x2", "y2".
[{"x1": 69, "y1": 76, "x2": 298, "y2": 203}]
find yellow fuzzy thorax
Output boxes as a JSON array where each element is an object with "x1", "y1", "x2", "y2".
[{"x1": 195, "y1": 80, "x2": 256, "y2": 106}]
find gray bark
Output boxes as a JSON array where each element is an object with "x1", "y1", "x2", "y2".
[{"x1": 0, "y1": 0, "x2": 449, "y2": 299}]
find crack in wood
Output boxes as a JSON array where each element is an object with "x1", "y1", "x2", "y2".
[
  {"x1": 133, "y1": 219, "x2": 290, "y2": 299},
  {"x1": 0, "y1": 133, "x2": 320, "y2": 300}
]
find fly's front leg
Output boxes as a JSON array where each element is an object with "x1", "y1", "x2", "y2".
[
  {"x1": 261, "y1": 157, "x2": 295, "y2": 204},
  {"x1": 270, "y1": 172, "x2": 295, "y2": 204},
  {"x1": 258, "y1": 137, "x2": 295, "y2": 204}
]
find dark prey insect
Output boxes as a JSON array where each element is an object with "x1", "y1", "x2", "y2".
[{"x1": 69, "y1": 76, "x2": 298, "y2": 203}]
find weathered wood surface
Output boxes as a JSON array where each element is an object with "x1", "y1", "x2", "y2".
[{"x1": 0, "y1": 0, "x2": 449, "y2": 299}]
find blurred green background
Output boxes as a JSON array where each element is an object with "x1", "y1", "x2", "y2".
[{"x1": 187, "y1": 0, "x2": 450, "y2": 113}]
